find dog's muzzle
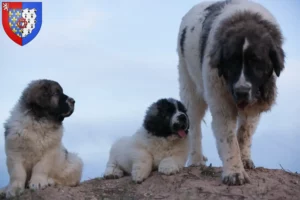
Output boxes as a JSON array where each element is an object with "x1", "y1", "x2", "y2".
[
  {"x1": 172, "y1": 113, "x2": 189, "y2": 138},
  {"x1": 62, "y1": 97, "x2": 75, "y2": 117},
  {"x1": 233, "y1": 84, "x2": 252, "y2": 109}
]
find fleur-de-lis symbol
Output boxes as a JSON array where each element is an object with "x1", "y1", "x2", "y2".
[{"x1": 3, "y1": 3, "x2": 9, "y2": 11}]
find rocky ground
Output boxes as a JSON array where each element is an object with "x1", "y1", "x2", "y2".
[{"x1": 1, "y1": 166, "x2": 299, "y2": 200}]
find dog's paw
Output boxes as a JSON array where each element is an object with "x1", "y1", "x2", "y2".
[
  {"x1": 222, "y1": 169, "x2": 250, "y2": 185},
  {"x1": 158, "y1": 158, "x2": 181, "y2": 175},
  {"x1": 6, "y1": 181, "x2": 24, "y2": 198},
  {"x1": 103, "y1": 167, "x2": 124, "y2": 179},
  {"x1": 29, "y1": 175, "x2": 49, "y2": 190},
  {"x1": 131, "y1": 166, "x2": 150, "y2": 184},
  {"x1": 242, "y1": 159, "x2": 255, "y2": 169},
  {"x1": 186, "y1": 152, "x2": 207, "y2": 167},
  {"x1": 47, "y1": 178, "x2": 55, "y2": 187}
]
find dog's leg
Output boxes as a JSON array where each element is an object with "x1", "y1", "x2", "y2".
[
  {"x1": 103, "y1": 157, "x2": 124, "y2": 179},
  {"x1": 237, "y1": 112, "x2": 260, "y2": 169},
  {"x1": 51, "y1": 152, "x2": 83, "y2": 186},
  {"x1": 131, "y1": 151, "x2": 152, "y2": 183},
  {"x1": 211, "y1": 107, "x2": 250, "y2": 185},
  {"x1": 5, "y1": 158, "x2": 27, "y2": 198},
  {"x1": 178, "y1": 59, "x2": 207, "y2": 167},
  {"x1": 158, "y1": 150, "x2": 187, "y2": 175},
  {"x1": 28, "y1": 153, "x2": 53, "y2": 190}
]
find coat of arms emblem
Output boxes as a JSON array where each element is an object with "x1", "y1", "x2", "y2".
[{"x1": 2, "y1": 2, "x2": 42, "y2": 46}]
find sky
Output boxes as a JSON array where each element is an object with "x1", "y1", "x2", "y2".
[{"x1": 0, "y1": 0, "x2": 300, "y2": 187}]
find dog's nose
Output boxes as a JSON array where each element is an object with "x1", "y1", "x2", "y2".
[
  {"x1": 68, "y1": 98, "x2": 75, "y2": 104},
  {"x1": 234, "y1": 86, "x2": 251, "y2": 101}
]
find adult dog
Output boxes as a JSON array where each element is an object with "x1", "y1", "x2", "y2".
[
  {"x1": 2, "y1": 79, "x2": 83, "y2": 198},
  {"x1": 177, "y1": 0, "x2": 285, "y2": 185},
  {"x1": 104, "y1": 98, "x2": 189, "y2": 183}
]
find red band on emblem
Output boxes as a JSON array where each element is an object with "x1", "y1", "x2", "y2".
[{"x1": 2, "y1": 2, "x2": 22, "y2": 45}]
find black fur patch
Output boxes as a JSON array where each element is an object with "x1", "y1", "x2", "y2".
[
  {"x1": 4, "y1": 125, "x2": 9, "y2": 137},
  {"x1": 143, "y1": 98, "x2": 189, "y2": 138},
  {"x1": 180, "y1": 26, "x2": 188, "y2": 56},
  {"x1": 190, "y1": 26, "x2": 195, "y2": 32},
  {"x1": 200, "y1": 0, "x2": 229, "y2": 66},
  {"x1": 176, "y1": 101, "x2": 187, "y2": 113},
  {"x1": 64, "y1": 148, "x2": 69, "y2": 160}
]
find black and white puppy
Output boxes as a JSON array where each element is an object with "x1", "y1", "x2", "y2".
[{"x1": 104, "y1": 98, "x2": 189, "y2": 183}]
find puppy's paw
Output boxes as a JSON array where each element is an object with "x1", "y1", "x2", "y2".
[
  {"x1": 103, "y1": 166, "x2": 124, "y2": 179},
  {"x1": 29, "y1": 175, "x2": 49, "y2": 190},
  {"x1": 186, "y1": 152, "x2": 207, "y2": 167},
  {"x1": 158, "y1": 158, "x2": 181, "y2": 175},
  {"x1": 222, "y1": 169, "x2": 250, "y2": 185},
  {"x1": 47, "y1": 178, "x2": 55, "y2": 187},
  {"x1": 131, "y1": 167, "x2": 150, "y2": 184},
  {"x1": 242, "y1": 159, "x2": 255, "y2": 169},
  {"x1": 6, "y1": 181, "x2": 24, "y2": 198}
]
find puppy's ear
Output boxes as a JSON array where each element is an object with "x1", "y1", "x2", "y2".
[
  {"x1": 156, "y1": 99, "x2": 170, "y2": 111},
  {"x1": 209, "y1": 43, "x2": 224, "y2": 77},
  {"x1": 269, "y1": 42, "x2": 285, "y2": 77},
  {"x1": 25, "y1": 84, "x2": 49, "y2": 108}
]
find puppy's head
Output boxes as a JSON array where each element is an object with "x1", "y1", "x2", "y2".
[
  {"x1": 20, "y1": 79, "x2": 75, "y2": 122},
  {"x1": 143, "y1": 98, "x2": 189, "y2": 138}
]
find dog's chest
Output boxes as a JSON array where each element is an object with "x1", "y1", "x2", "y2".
[
  {"x1": 6, "y1": 123, "x2": 62, "y2": 163},
  {"x1": 147, "y1": 139, "x2": 186, "y2": 167}
]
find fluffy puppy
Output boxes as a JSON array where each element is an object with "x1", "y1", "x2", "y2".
[
  {"x1": 2, "y1": 79, "x2": 83, "y2": 198},
  {"x1": 104, "y1": 98, "x2": 189, "y2": 183},
  {"x1": 177, "y1": 0, "x2": 285, "y2": 185}
]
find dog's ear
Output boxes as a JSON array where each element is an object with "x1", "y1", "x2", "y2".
[
  {"x1": 156, "y1": 99, "x2": 170, "y2": 112},
  {"x1": 143, "y1": 106, "x2": 161, "y2": 134},
  {"x1": 209, "y1": 43, "x2": 224, "y2": 77},
  {"x1": 269, "y1": 42, "x2": 285, "y2": 77},
  {"x1": 24, "y1": 83, "x2": 50, "y2": 108}
]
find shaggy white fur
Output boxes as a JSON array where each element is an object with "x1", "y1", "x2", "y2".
[
  {"x1": 104, "y1": 126, "x2": 188, "y2": 183},
  {"x1": 2, "y1": 82, "x2": 83, "y2": 198}
]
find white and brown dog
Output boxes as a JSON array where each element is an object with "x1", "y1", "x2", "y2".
[
  {"x1": 1, "y1": 79, "x2": 83, "y2": 198},
  {"x1": 177, "y1": 0, "x2": 285, "y2": 185},
  {"x1": 104, "y1": 98, "x2": 189, "y2": 183}
]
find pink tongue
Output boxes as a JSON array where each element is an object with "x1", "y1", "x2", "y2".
[{"x1": 178, "y1": 130, "x2": 187, "y2": 138}]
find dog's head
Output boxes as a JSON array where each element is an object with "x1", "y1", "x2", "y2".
[
  {"x1": 143, "y1": 98, "x2": 189, "y2": 138},
  {"x1": 20, "y1": 79, "x2": 75, "y2": 122},
  {"x1": 210, "y1": 12, "x2": 285, "y2": 109}
]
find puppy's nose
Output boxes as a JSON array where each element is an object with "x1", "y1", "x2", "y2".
[
  {"x1": 234, "y1": 86, "x2": 251, "y2": 101},
  {"x1": 68, "y1": 98, "x2": 75, "y2": 104}
]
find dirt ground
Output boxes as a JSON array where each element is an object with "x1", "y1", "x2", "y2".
[{"x1": 1, "y1": 166, "x2": 299, "y2": 200}]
